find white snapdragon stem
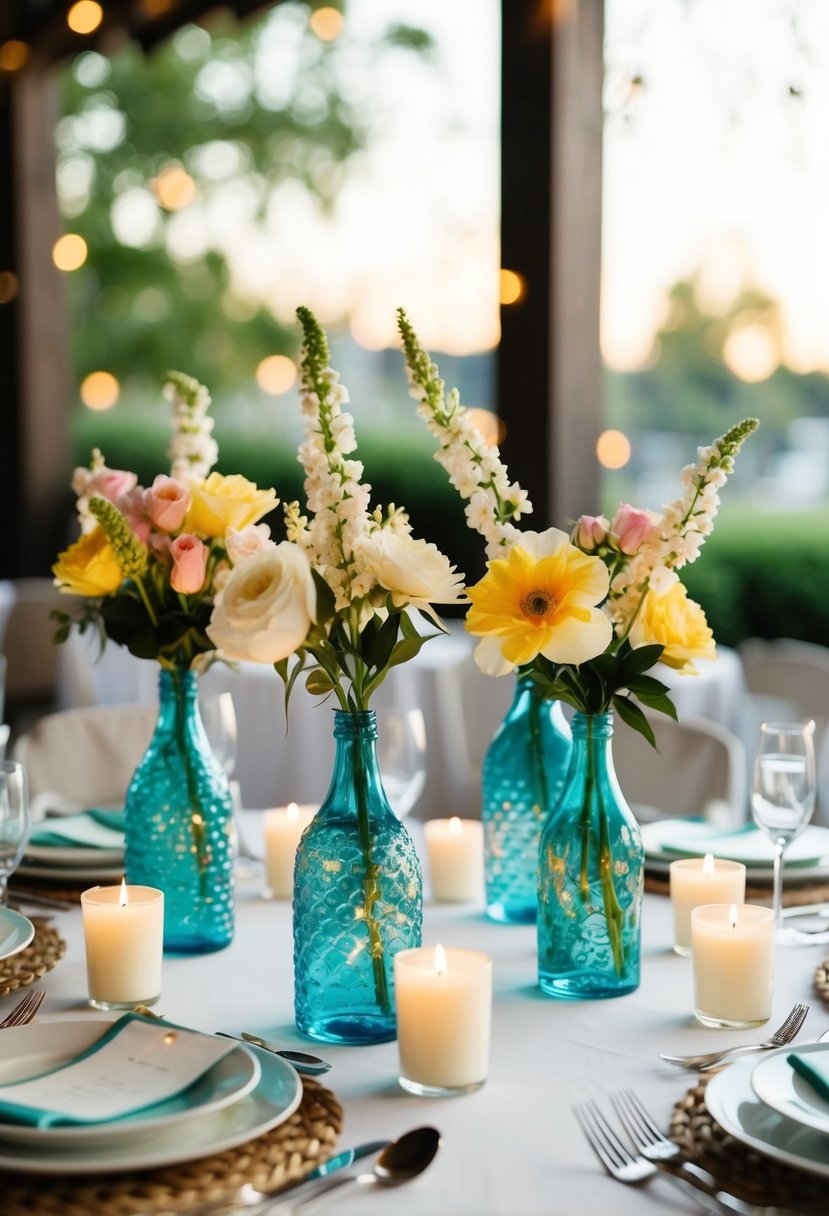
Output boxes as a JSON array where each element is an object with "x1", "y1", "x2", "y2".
[{"x1": 165, "y1": 371, "x2": 219, "y2": 483}]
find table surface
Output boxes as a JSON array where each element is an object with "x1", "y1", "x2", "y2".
[{"x1": 7, "y1": 814, "x2": 826, "y2": 1216}]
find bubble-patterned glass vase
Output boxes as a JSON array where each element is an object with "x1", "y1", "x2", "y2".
[
  {"x1": 293, "y1": 710, "x2": 422, "y2": 1045},
  {"x1": 481, "y1": 673, "x2": 572, "y2": 923},
  {"x1": 124, "y1": 668, "x2": 234, "y2": 955},
  {"x1": 537, "y1": 712, "x2": 643, "y2": 999}
]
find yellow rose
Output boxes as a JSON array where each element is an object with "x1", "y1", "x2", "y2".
[
  {"x1": 630, "y1": 582, "x2": 716, "y2": 673},
  {"x1": 52, "y1": 527, "x2": 123, "y2": 597},
  {"x1": 186, "y1": 473, "x2": 278, "y2": 538}
]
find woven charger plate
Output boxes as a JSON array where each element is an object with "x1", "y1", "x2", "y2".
[
  {"x1": 0, "y1": 917, "x2": 66, "y2": 998},
  {"x1": 1, "y1": 1076, "x2": 343, "y2": 1216},
  {"x1": 813, "y1": 959, "x2": 829, "y2": 1005},
  {"x1": 645, "y1": 873, "x2": 829, "y2": 907},
  {"x1": 671, "y1": 1078, "x2": 829, "y2": 1211}
]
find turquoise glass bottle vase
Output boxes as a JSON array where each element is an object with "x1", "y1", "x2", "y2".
[
  {"x1": 124, "y1": 668, "x2": 234, "y2": 954},
  {"x1": 537, "y1": 711, "x2": 643, "y2": 999},
  {"x1": 293, "y1": 710, "x2": 423, "y2": 1045},
  {"x1": 482, "y1": 672, "x2": 572, "y2": 923}
]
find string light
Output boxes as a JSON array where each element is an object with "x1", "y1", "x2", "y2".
[{"x1": 52, "y1": 234, "x2": 88, "y2": 272}]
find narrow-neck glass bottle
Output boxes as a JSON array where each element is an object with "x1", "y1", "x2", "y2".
[
  {"x1": 482, "y1": 673, "x2": 572, "y2": 923},
  {"x1": 293, "y1": 710, "x2": 422, "y2": 1044},
  {"x1": 537, "y1": 712, "x2": 643, "y2": 998},
  {"x1": 124, "y1": 668, "x2": 234, "y2": 954}
]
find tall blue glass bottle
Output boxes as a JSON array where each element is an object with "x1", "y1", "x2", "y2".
[
  {"x1": 482, "y1": 673, "x2": 572, "y2": 923},
  {"x1": 124, "y1": 669, "x2": 234, "y2": 954},
  {"x1": 537, "y1": 712, "x2": 643, "y2": 999},
  {"x1": 293, "y1": 710, "x2": 422, "y2": 1045}
]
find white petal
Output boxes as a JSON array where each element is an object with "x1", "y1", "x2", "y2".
[
  {"x1": 473, "y1": 635, "x2": 516, "y2": 677},
  {"x1": 540, "y1": 608, "x2": 613, "y2": 666},
  {"x1": 515, "y1": 527, "x2": 570, "y2": 562}
]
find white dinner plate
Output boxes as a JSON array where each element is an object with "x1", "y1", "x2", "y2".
[
  {"x1": 0, "y1": 908, "x2": 34, "y2": 961},
  {"x1": 751, "y1": 1044, "x2": 829, "y2": 1135},
  {"x1": 706, "y1": 1054, "x2": 829, "y2": 1179},
  {"x1": 15, "y1": 860, "x2": 125, "y2": 883},
  {"x1": 0, "y1": 1024, "x2": 301, "y2": 1174},
  {"x1": 24, "y1": 844, "x2": 125, "y2": 867},
  {"x1": 641, "y1": 822, "x2": 829, "y2": 886},
  {"x1": 0, "y1": 1019, "x2": 261, "y2": 1146}
]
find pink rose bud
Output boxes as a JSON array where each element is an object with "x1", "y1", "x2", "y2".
[
  {"x1": 170, "y1": 534, "x2": 208, "y2": 595},
  {"x1": 144, "y1": 475, "x2": 192, "y2": 534},
  {"x1": 86, "y1": 465, "x2": 138, "y2": 505},
  {"x1": 572, "y1": 514, "x2": 610, "y2": 552},
  {"x1": 610, "y1": 503, "x2": 657, "y2": 555},
  {"x1": 118, "y1": 487, "x2": 152, "y2": 545}
]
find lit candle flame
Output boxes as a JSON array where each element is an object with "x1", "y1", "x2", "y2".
[
  {"x1": 702, "y1": 853, "x2": 715, "y2": 878},
  {"x1": 435, "y1": 943, "x2": 448, "y2": 976},
  {"x1": 119, "y1": 877, "x2": 128, "y2": 907},
  {"x1": 287, "y1": 802, "x2": 299, "y2": 822},
  {"x1": 448, "y1": 817, "x2": 462, "y2": 837},
  {"x1": 729, "y1": 904, "x2": 738, "y2": 929}
]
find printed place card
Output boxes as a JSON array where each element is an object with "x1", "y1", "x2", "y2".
[{"x1": 0, "y1": 1014, "x2": 238, "y2": 1127}]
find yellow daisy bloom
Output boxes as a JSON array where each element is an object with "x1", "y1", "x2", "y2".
[{"x1": 465, "y1": 528, "x2": 613, "y2": 675}]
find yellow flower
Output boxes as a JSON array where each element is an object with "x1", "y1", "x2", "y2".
[
  {"x1": 52, "y1": 527, "x2": 123, "y2": 597},
  {"x1": 630, "y1": 581, "x2": 715, "y2": 673},
  {"x1": 186, "y1": 473, "x2": 278, "y2": 538},
  {"x1": 465, "y1": 528, "x2": 613, "y2": 675}
]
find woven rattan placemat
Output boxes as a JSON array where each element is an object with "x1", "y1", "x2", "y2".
[
  {"x1": 0, "y1": 916, "x2": 66, "y2": 998},
  {"x1": 813, "y1": 959, "x2": 829, "y2": 1005},
  {"x1": 671, "y1": 1077, "x2": 829, "y2": 1211},
  {"x1": 1, "y1": 1076, "x2": 343, "y2": 1216},
  {"x1": 645, "y1": 873, "x2": 829, "y2": 907}
]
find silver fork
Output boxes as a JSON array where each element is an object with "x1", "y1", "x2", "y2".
[
  {"x1": 0, "y1": 989, "x2": 45, "y2": 1028},
  {"x1": 575, "y1": 1099, "x2": 803, "y2": 1216},
  {"x1": 660, "y1": 1002, "x2": 809, "y2": 1071}
]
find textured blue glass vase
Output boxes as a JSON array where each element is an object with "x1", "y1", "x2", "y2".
[
  {"x1": 537, "y1": 712, "x2": 643, "y2": 999},
  {"x1": 124, "y1": 669, "x2": 234, "y2": 955},
  {"x1": 482, "y1": 673, "x2": 572, "y2": 923},
  {"x1": 293, "y1": 710, "x2": 422, "y2": 1045}
]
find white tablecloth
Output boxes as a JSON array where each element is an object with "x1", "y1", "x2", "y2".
[
  {"x1": 13, "y1": 814, "x2": 825, "y2": 1216},
  {"x1": 56, "y1": 629, "x2": 746, "y2": 820}
]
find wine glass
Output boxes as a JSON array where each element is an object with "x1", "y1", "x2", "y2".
[
  {"x1": 376, "y1": 708, "x2": 427, "y2": 819},
  {"x1": 0, "y1": 761, "x2": 30, "y2": 907},
  {"x1": 751, "y1": 721, "x2": 817, "y2": 925}
]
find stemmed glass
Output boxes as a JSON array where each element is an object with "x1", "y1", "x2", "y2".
[
  {"x1": 0, "y1": 761, "x2": 30, "y2": 907},
  {"x1": 751, "y1": 721, "x2": 817, "y2": 925},
  {"x1": 376, "y1": 708, "x2": 427, "y2": 819}
]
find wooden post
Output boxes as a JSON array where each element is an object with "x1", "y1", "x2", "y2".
[{"x1": 499, "y1": 0, "x2": 604, "y2": 526}]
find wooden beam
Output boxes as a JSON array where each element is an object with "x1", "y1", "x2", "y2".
[{"x1": 499, "y1": 0, "x2": 603, "y2": 527}]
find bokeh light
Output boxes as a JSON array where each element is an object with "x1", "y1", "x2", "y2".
[
  {"x1": 309, "y1": 7, "x2": 344, "y2": 41},
  {"x1": 52, "y1": 233, "x2": 88, "y2": 271},
  {"x1": 67, "y1": 2, "x2": 104, "y2": 35},
  {"x1": 466, "y1": 407, "x2": 506, "y2": 447},
  {"x1": 722, "y1": 324, "x2": 778, "y2": 383},
  {"x1": 256, "y1": 355, "x2": 298, "y2": 395},
  {"x1": 80, "y1": 371, "x2": 120, "y2": 411},
  {"x1": 596, "y1": 429, "x2": 631, "y2": 470},
  {"x1": 0, "y1": 41, "x2": 29, "y2": 72},
  {"x1": 153, "y1": 165, "x2": 197, "y2": 211},
  {"x1": 0, "y1": 272, "x2": 19, "y2": 304},
  {"x1": 499, "y1": 269, "x2": 525, "y2": 306}
]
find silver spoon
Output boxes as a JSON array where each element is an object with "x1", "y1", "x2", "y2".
[
  {"x1": 273, "y1": 1125, "x2": 441, "y2": 1215},
  {"x1": 216, "y1": 1031, "x2": 332, "y2": 1075}
]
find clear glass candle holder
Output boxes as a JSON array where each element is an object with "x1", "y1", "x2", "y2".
[
  {"x1": 81, "y1": 884, "x2": 164, "y2": 1011},
  {"x1": 691, "y1": 903, "x2": 774, "y2": 1029}
]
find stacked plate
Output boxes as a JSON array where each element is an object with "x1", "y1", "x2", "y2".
[
  {"x1": 0, "y1": 1017, "x2": 303, "y2": 1173},
  {"x1": 641, "y1": 819, "x2": 829, "y2": 885},
  {"x1": 19, "y1": 808, "x2": 126, "y2": 886},
  {"x1": 706, "y1": 1043, "x2": 829, "y2": 1178}
]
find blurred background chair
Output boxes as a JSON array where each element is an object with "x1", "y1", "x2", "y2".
[
  {"x1": 738, "y1": 637, "x2": 829, "y2": 825},
  {"x1": 612, "y1": 714, "x2": 747, "y2": 826},
  {"x1": 12, "y1": 703, "x2": 156, "y2": 815}
]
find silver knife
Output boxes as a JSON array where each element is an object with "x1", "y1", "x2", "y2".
[{"x1": 215, "y1": 1031, "x2": 332, "y2": 1075}]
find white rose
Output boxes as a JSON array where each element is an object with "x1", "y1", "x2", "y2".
[
  {"x1": 207, "y1": 543, "x2": 315, "y2": 664},
  {"x1": 226, "y1": 523, "x2": 276, "y2": 566},
  {"x1": 359, "y1": 531, "x2": 467, "y2": 623}
]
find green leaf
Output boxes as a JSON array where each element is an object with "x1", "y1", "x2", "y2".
[
  {"x1": 273, "y1": 657, "x2": 289, "y2": 683},
  {"x1": 612, "y1": 695, "x2": 657, "y2": 748},
  {"x1": 387, "y1": 635, "x2": 428, "y2": 670},
  {"x1": 625, "y1": 673, "x2": 670, "y2": 697},
  {"x1": 368, "y1": 611, "x2": 400, "y2": 674},
  {"x1": 626, "y1": 676, "x2": 678, "y2": 720},
  {"x1": 306, "y1": 669, "x2": 335, "y2": 696},
  {"x1": 311, "y1": 568, "x2": 336, "y2": 625},
  {"x1": 282, "y1": 655, "x2": 309, "y2": 722},
  {"x1": 619, "y1": 643, "x2": 665, "y2": 680}
]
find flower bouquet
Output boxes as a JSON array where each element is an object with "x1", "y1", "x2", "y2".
[
  {"x1": 207, "y1": 307, "x2": 466, "y2": 1042},
  {"x1": 398, "y1": 308, "x2": 757, "y2": 996},
  {"x1": 52, "y1": 372, "x2": 279, "y2": 953}
]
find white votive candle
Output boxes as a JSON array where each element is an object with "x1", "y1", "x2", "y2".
[
  {"x1": 394, "y1": 944, "x2": 492, "y2": 1096},
  {"x1": 264, "y1": 802, "x2": 315, "y2": 899},
  {"x1": 691, "y1": 903, "x2": 775, "y2": 1028},
  {"x1": 670, "y1": 854, "x2": 746, "y2": 955},
  {"x1": 81, "y1": 881, "x2": 164, "y2": 1011},
  {"x1": 423, "y1": 817, "x2": 484, "y2": 902}
]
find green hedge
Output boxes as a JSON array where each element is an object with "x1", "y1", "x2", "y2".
[{"x1": 681, "y1": 512, "x2": 829, "y2": 647}]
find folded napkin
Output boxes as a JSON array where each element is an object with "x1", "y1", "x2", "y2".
[
  {"x1": 647, "y1": 818, "x2": 829, "y2": 868},
  {"x1": 0, "y1": 1013, "x2": 239, "y2": 1127},
  {"x1": 788, "y1": 1050, "x2": 829, "y2": 1104},
  {"x1": 28, "y1": 809, "x2": 125, "y2": 850}
]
